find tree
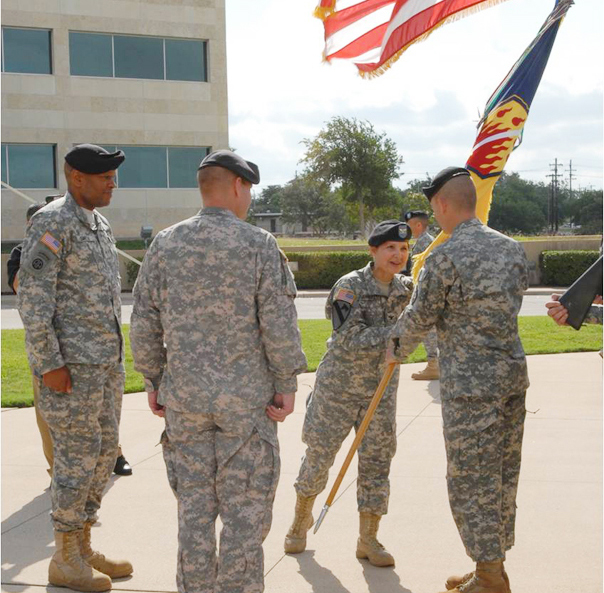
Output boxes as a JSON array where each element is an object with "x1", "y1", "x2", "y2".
[
  {"x1": 252, "y1": 184, "x2": 283, "y2": 213},
  {"x1": 569, "y1": 189, "x2": 603, "y2": 235},
  {"x1": 300, "y1": 116, "x2": 403, "y2": 236},
  {"x1": 489, "y1": 172, "x2": 549, "y2": 234},
  {"x1": 280, "y1": 175, "x2": 331, "y2": 234}
]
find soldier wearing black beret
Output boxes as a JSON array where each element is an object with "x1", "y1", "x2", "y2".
[
  {"x1": 18, "y1": 144, "x2": 133, "y2": 591},
  {"x1": 388, "y1": 165, "x2": 530, "y2": 592},
  {"x1": 402, "y1": 209, "x2": 439, "y2": 380},
  {"x1": 284, "y1": 219, "x2": 414, "y2": 567}
]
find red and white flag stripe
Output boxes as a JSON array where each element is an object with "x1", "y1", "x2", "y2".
[{"x1": 317, "y1": 0, "x2": 506, "y2": 76}]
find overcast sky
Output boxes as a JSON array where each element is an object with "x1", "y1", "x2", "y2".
[{"x1": 225, "y1": 0, "x2": 603, "y2": 195}]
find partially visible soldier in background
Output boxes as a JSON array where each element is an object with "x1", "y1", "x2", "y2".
[
  {"x1": 284, "y1": 220, "x2": 414, "y2": 567},
  {"x1": 130, "y1": 149, "x2": 307, "y2": 593},
  {"x1": 18, "y1": 145, "x2": 133, "y2": 592},
  {"x1": 7, "y1": 201, "x2": 54, "y2": 476},
  {"x1": 404, "y1": 210, "x2": 439, "y2": 380},
  {"x1": 388, "y1": 167, "x2": 529, "y2": 593}
]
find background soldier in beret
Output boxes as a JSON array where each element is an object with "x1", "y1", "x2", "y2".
[
  {"x1": 7, "y1": 202, "x2": 55, "y2": 476},
  {"x1": 18, "y1": 144, "x2": 133, "y2": 592},
  {"x1": 388, "y1": 167, "x2": 529, "y2": 593},
  {"x1": 404, "y1": 210, "x2": 440, "y2": 381},
  {"x1": 284, "y1": 220, "x2": 413, "y2": 567},
  {"x1": 130, "y1": 149, "x2": 307, "y2": 593}
]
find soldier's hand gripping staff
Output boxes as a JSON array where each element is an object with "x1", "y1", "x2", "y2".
[{"x1": 284, "y1": 220, "x2": 413, "y2": 567}]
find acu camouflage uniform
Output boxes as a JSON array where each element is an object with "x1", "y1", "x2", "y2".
[
  {"x1": 390, "y1": 218, "x2": 529, "y2": 562},
  {"x1": 130, "y1": 207, "x2": 307, "y2": 593},
  {"x1": 584, "y1": 304, "x2": 603, "y2": 325},
  {"x1": 295, "y1": 263, "x2": 413, "y2": 516},
  {"x1": 412, "y1": 230, "x2": 438, "y2": 360},
  {"x1": 17, "y1": 193, "x2": 124, "y2": 532}
]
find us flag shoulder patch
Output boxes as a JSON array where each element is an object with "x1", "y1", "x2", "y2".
[
  {"x1": 40, "y1": 232, "x2": 61, "y2": 255},
  {"x1": 335, "y1": 288, "x2": 355, "y2": 305}
]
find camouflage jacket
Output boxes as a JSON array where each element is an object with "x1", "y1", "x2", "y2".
[
  {"x1": 391, "y1": 218, "x2": 529, "y2": 399},
  {"x1": 17, "y1": 193, "x2": 123, "y2": 374},
  {"x1": 130, "y1": 207, "x2": 307, "y2": 414},
  {"x1": 315, "y1": 263, "x2": 414, "y2": 396},
  {"x1": 585, "y1": 304, "x2": 603, "y2": 325},
  {"x1": 412, "y1": 230, "x2": 434, "y2": 257},
  {"x1": 405, "y1": 230, "x2": 434, "y2": 275}
]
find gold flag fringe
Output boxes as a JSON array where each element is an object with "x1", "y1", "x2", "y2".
[
  {"x1": 359, "y1": 0, "x2": 512, "y2": 79},
  {"x1": 314, "y1": 1, "x2": 337, "y2": 20}
]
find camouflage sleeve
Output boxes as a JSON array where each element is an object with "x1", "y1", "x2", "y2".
[
  {"x1": 584, "y1": 304, "x2": 603, "y2": 325},
  {"x1": 256, "y1": 238, "x2": 307, "y2": 394},
  {"x1": 16, "y1": 215, "x2": 66, "y2": 374},
  {"x1": 390, "y1": 251, "x2": 453, "y2": 361},
  {"x1": 130, "y1": 238, "x2": 167, "y2": 383},
  {"x1": 329, "y1": 278, "x2": 392, "y2": 351}
]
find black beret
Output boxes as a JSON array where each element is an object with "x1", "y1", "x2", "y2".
[
  {"x1": 404, "y1": 210, "x2": 429, "y2": 222},
  {"x1": 65, "y1": 144, "x2": 125, "y2": 174},
  {"x1": 368, "y1": 220, "x2": 412, "y2": 247},
  {"x1": 198, "y1": 149, "x2": 260, "y2": 185},
  {"x1": 422, "y1": 167, "x2": 470, "y2": 200}
]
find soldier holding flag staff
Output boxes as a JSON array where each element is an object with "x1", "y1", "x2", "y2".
[{"x1": 284, "y1": 219, "x2": 413, "y2": 567}]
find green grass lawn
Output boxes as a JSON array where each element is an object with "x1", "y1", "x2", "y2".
[{"x1": 2, "y1": 317, "x2": 601, "y2": 407}]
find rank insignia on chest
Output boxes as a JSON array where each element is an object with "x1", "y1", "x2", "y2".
[
  {"x1": 40, "y1": 232, "x2": 61, "y2": 255},
  {"x1": 335, "y1": 288, "x2": 355, "y2": 305}
]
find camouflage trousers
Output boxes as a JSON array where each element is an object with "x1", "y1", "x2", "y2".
[
  {"x1": 163, "y1": 407, "x2": 280, "y2": 593},
  {"x1": 442, "y1": 392, "x2": 526, "y2": 562},
  {"x1": 39, "y1": 363, "x2": 124, "y2": 532},
  {"x1": 295, "y1": 378, "x2": 398, "y2": 516},
  {"x1": 423, "y1": 327, "x2": 438, "y2": 360}
]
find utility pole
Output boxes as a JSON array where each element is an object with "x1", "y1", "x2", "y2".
[
  {"x1": 546, "y1": 158, "x2": 563, "y2": 233},
  {"x1": 568, "y1": 159, "x2": 576, "y2": 201}
]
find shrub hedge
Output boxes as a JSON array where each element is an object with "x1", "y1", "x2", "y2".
[
  {"x1": 539, "y1": 250, "x2": 600, "y2": 286},
  {"x1": 125, "y1": 251, "x2": 372, "y2": 290},
  {"x1": 285, "y1": 251, "x2": 372, "y2": 289}
]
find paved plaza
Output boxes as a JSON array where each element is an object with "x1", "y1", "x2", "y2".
[{"x1": 2, "y1": 352, "x2": 602, "y2": 593}]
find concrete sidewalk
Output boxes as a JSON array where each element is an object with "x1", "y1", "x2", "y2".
[{"x1": 2, "y1": 352, "x2": 602, "y2": 593}]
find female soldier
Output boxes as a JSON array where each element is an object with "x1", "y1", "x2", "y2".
[{"x1": 284, "y1": 220, "x2": 413, "y2": 567}]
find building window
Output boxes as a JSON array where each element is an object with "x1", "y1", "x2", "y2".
[
  {"x1": 1, "y1": 27, "x2": 52, "y2": 74},
  {"x1": 69, "y1": 32, "x2": 113, "y2": 77},
  {"x1": 69, "y1": 32, "x2": 207, "y2": 82},
  {"x1": 1, "y1": 144, "x2": 56, "y2": 188},
  {"x1": 101, "y1": 146, "x2": 209, "y2": 189}
]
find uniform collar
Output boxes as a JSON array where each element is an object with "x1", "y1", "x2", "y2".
[
  {"x1": 361, "y1": 262, "x2": 408, "y2": 296},
  {"x1": 451, "y1": 217, "x2": 481, "y2": 237},
  {"x1": 199, "y1": 206, "x2": 238, "y2": 219},
  {"x1": 65, "y1": 192, "x2": 99, "y2": 231}
]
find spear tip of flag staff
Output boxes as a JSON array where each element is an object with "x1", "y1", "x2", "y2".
[{"x1": 312, "y1": 362, "x2": 397, "y2": 534}]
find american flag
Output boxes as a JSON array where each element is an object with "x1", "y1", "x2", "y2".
[{"x1": 316, "y1": 0, "x2": 509, "y2": 77}]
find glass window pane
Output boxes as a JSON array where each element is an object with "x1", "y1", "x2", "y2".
[
  {"x1": 7, "y1": 145, "x2": 56, "y2": 188},
  {"x1": 168, "y1": 147, "x2": 208, "y2": 188},
  {"x1": 114, "y1": 35, "x2": 163, "y2": 80},
  {"x1": 118, "y1": 146, "x2": 166, "y2": 188},
  {"x1": 1, "y1": 145, "x2": 7, "y2": 184},
  {"x1": 2, "y1": 28, "x2": 51, "y2": 74},
  {"x1": 69, "y1": 32, "x2": 113, "y2": 77},
  {"x1": 165, "y1": 39, "x2": 206, "y2": 82}
]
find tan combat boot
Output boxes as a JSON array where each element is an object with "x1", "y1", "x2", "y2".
[
  {"x1": 81, "y1": 522, "x2": 133, "y2": 579},
  {"x1": 49, "y1": 530, "x2": 112, "y2": 592},
  {"x1": 445, "y1": 565, "x2": 510, "y2": 591},
  {"x1": 355, "y1": 512, "x2": 395, "y2": 567},
  {"x1": 284, "y1": 494, "x2": 317, "y2": 554},
  {"x1": 411, "y1": 359, "x2": 439, "y2": 380},
  {"x1": 440, "y1": 560, "x2": 509, "y2": 593}
]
